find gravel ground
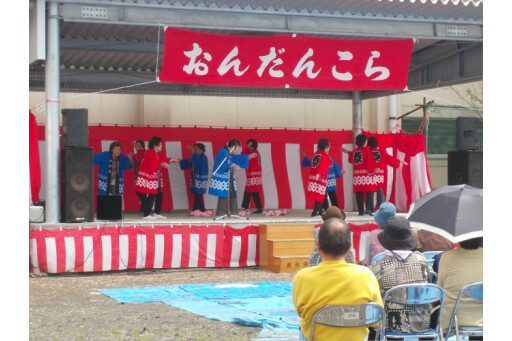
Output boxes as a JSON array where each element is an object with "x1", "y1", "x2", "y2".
[{"x1": 29, "y1": 267, "x2": 296, "y2": 341}]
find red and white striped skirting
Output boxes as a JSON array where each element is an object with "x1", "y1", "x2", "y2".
[{"x1": 29, "y1": 224, "x2": 259, "y2": 274}]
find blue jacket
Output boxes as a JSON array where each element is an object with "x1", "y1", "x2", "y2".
[
  {"x1": 208, "y1": 148, "x2": 248, "y2": 198},
  {"x1": 93, "y1": 151, "x2": 132, "y2": 195},
  {"x1": 180, "y1": 153, "x2": 209, "y2": 194}
]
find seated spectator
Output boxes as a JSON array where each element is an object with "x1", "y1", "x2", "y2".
[
  {"x1": 370, "y1": 202, "x2": 397, "y2": 260},
  {"x1": 437, "y1": 237, "x2": 483, "y2": 339},
  {"x1": 415, "y1": 229, "x2": 454, "y2": 253},
  {"x1": 368, "y1": 216, "x2": 431, "y2": 334},
  {"x1": 371, "y1": 202, "x2": 453, "y2": 262},
  {"x1": 308, "y1": 206, "x2": 355, "y2": 266},
  {"x1": 293, "y1": 217, "x2": 383, "y2": 341}
]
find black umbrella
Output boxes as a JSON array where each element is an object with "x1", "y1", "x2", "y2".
[{"x1": 406, "y1": 184, "x2": 483, "y2": 243}]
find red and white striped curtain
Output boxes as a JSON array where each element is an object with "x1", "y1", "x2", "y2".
[{"x1": 36, "y1": 125, "x2": 431, "y2": 213}]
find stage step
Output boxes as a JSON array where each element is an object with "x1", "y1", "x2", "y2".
[
  {"x1": 267, "y1": 238, "x2": 315, "y2": 256},
  {"x1": 262, "y1": 223, "x2": 317, "y2": 239},
  {"x1": 259, "y1": 223, "x2": 316, "y2": 274}
]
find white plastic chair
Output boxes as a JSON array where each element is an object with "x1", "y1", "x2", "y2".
[
  {"x1": 309, "y1": 302, "x2": 386, "y2": 341},
  {"x1": 444, "y1": 282, "x2": 483, "y2": 341}
]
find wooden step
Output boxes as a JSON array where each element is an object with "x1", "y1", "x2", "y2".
[
  {"x1": 259, "y1": 236, "x2": 314, "y2": 266},
  {"x1": 260, "y1": 255, "x2": 311, "y2": 273},
  {"x1": 258, "y1": 223, "x2": 317, "y2": 274},
  {"x1": 267, "y1": 238, "x2": 314, "y2": 256},
  {"x1": 260, "y1": 223, "x2": 317, "y2": 239}
]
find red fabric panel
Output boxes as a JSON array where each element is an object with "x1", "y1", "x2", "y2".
[
  {"x1": 34, "y1": 230, "x2": 48, "y2": 273},
  {"x1": 123, "y1": 227, "x2": 140, "y2": 269},
  {"x1": 73, "y1": 232, "x2": 85, "y2": 273},
  {"x1": 144, "y1": 231, "x2": 156, "y2": 269},
  {"x1": 91, "y1": 229, "x2": 104, "y2": 272},
  {"x1": 271, "y1": 142, "x2": 292, "y2": 209},
  {"x1": 29, "y1": 110, "x2": 41, "y2": 203},
  {"x1": 180, "y1": 143, "x2": 194, "y2": 208},
  {"x1": 110, "y1": 228, "x2": 120, "y2": 271},
  {"x1": 54, "y1": 232, "x2": 67, "y2": 273}
]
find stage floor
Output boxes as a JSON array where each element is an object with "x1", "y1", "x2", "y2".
[{"x1": 30, "y1": 209, "x2": 385, "y2": 229}]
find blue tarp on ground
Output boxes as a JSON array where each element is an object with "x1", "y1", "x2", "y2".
[
  {"x1": 99, "y1": 281, "x2": 455, "y2": 341},
  {"x1": 99, "y1": 281, "x2": 300, "y2": 340}
]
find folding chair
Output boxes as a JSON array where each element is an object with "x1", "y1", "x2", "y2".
[
  {"x1": 382, "y1": 283, "x2": 445, "y2": 340},
  {"x1": 444, "y1": 282, "x2": 483, "y2": 341},
  {"x1": 429, "y1": 271, "x2": 439, "y2": 284},
  {"x1": 371, "y1": 251, "x2": 387, "y2": 264},
  {"x1": 422, "y1": 251, "x2": 445, "y2": 268},
  {"x1": 309, "y1": 302, "x2": 386, "y2": 341}
]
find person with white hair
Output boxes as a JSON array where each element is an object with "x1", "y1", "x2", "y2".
[{"x1": 293, "y1": 217, "x2": 383, "y2": 341}]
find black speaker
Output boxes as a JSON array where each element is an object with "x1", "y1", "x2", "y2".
[
  {"x1": 456, "y1": 117, "x2": 478, "y2": 151},
  {"x1": 97, "y1": 195, "x2": 123, "y2": 221},
  {"x1": 62, "y1": 108, "x2": 89, "y2": 147},
  {"x1": 61, "y1": 147, "x2": 94, "y2": 223},
  {"x1": 448, "y1": 150, "x2": 483, "y2": 188}
]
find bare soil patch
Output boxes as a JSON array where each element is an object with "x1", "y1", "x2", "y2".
[{"x1": 29, "y1": 267, "x2": 296, "y2": 341}]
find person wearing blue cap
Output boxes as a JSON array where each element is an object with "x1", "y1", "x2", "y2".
[{"x1": 370, "y1": 202, "x2": 396, "y2": 260}]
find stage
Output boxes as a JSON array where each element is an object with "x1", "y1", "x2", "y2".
[
  {"x1": 30, "y1": 209, "x2": 380, "y2": 229},
  {"x1": 29, "y1": 209, "x2": 383, "y2": 275}
]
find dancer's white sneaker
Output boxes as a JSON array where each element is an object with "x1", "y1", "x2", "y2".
[{"x1": 154, "y1": 214, "x2": 167, "y2": 219}]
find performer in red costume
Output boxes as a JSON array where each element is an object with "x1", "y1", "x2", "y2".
[
  {"x1": 306, "y1": 138, "x2": 332, "y2": 217},
  {"x1": 29, "y1": 110, "x2": 41, "y2": 204},
  {"x1": 343, "y1": 134, "x2": 379, "y2": 216},
  {"x1": 241, "y1": 138, "x2": 263, "y2": 214},
  {"x1": 132, "y1": 140, "x2": 146, "y2": 215},
  {"x1": 367, "y1": 136, "x2": 407, "y2": 209},
  {"x1": 135, "y1": 136, "x2": 179, "y2": 220}
]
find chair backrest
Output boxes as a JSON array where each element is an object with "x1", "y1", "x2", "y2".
[
  {"x1": 371, "y1": 251, "x2": 387, "y2": 264},
  {"x1": 309, "y1": 302, "x2": 385, "y2": 341},
  {"x1": 382, "y1": 283, "x2": 445, "y2": 337},
  {"x1": 422, "y1": 251, "x2": 444, "y2": 267},
  {"x1": 383, "y1": 282, "x2": 444, "y2": 306},
  {"x1": 445, "y1": 281, "x2": 483, "y2": 340},
  {"x1": 429, "y1": 271, "x2": 438, "y2": 284}
]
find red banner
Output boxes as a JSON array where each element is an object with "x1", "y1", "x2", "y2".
[{"x1": 159, "y1": 27, "x2": 414, "y2": 91}]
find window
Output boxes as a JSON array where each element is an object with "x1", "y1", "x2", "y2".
[{"x1": 401, "y1": 117, "x2": 483, "y2": 155}]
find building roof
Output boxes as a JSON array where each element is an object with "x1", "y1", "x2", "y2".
[{"x1": 29, "y1": 0, "x2": 483, "y2": 99}]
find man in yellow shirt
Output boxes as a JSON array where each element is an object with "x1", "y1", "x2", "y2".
[{"x1": 292, "y1": 217, "x2": 383, "y2": 340}]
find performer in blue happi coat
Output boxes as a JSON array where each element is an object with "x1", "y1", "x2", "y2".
[
  {"x1": 94, "y1": 141, "x2": 133, "y2": 195},
  {"x1": 180, "y1": 142, "x2": 209, "y2": 212},
  {"x1": 300, "y1": 150, "x2": 342, "y2": 210},
  {"x1": 208, "y1": 139, "x2": 248, "y2": 217}
]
